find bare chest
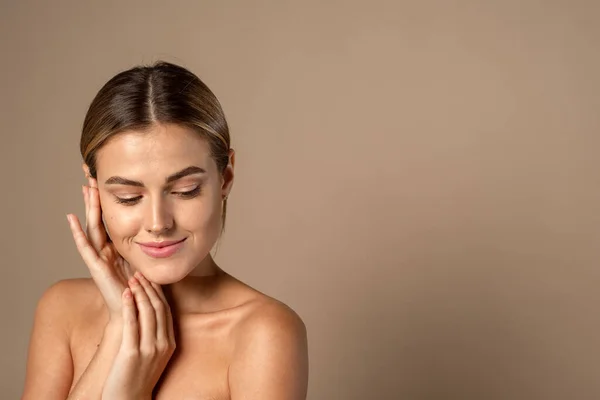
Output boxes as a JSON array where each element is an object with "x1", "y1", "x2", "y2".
[{"x1": 71, "y1": 320, "x2": 235, "y2": 400}]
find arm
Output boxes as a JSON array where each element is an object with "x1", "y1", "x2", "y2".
[
  {"x1": 21, "y1": 281, "x2": 75, "y2": 399},
  {"x1": 21, "y1": 280, "x2": 123, "y2": 400},
  {"x1": 66, "y1": 321, "x2": 121, "y2": 400},
  {"x1": 229, "y1": 303, "x2": 309, "y2": 400}
]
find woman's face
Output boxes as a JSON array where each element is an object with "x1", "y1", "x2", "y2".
[{"x1": 91, "y1": 123, "x2": 234, "y2": 285}]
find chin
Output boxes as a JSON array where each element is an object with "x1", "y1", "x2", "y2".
[
  {"x1": 129, "y1": 256, "x2": 197, "y2": 285},
  {"x1": 140, "y1": 263, "x2": 194, "y2": 285}
]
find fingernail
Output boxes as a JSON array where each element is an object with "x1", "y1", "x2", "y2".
[
  {"x1": 123, "y1": 288, "x2": 132, "y2": 299},
  {"x1": 129, "y1": 277, "x2": 139, "y2": 286},
  {"x1": 66, "y1": 214, "x2": 71, "y2": 223}
]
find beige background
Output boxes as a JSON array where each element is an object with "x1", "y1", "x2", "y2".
[{"x1": 2, "y1": 1, "x2": 599, "y2": 399}]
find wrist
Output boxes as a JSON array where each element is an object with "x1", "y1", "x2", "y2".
[
  {"x1": 102, "y1": 319, "x2": 123, "y2": 342},
  {"x1": 105, "y1": 315, "x2": 122, "y2": 330}
]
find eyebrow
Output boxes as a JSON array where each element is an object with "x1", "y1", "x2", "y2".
[{"x1": 104, "y1": 166, "x2": 207, "y2": 187}]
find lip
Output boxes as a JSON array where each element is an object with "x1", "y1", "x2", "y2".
[{"x1": 138, "y1": 238, "x2": 186, "y2": 258}]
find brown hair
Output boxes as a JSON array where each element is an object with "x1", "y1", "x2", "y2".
[{"x1": 80, "y1": 61, "x2": 231, "y2": 230}]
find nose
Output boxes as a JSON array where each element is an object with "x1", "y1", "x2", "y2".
[{"x1": 144, "y1": 196, "x2": 174, "y2": 235}]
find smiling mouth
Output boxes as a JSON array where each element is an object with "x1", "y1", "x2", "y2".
[{"x1": 138, "y1": 238, "x2": 186, "y2": 258}]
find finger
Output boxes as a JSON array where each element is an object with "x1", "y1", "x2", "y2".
[
  {"x1": 150, "y1": 281, "x2": 175, "y2": 344},
  {"x1": 87, "y1": 186, "x2": 107, "y2": 251},
  {"x1": 68, "y1": 213, "x2": 122, "y2": 296},
  {"x1": 114, "y1": 256, "x2": 130, "y2": 285},
  {"x1": 121, "y1": 288, "x2": 139, "y2": 349},
  {"x1": 67, "y1": 214, "x2": 101, "y2": 269},
  {"x1": 82, "y1": 185, "x2": 90, "y2": 232},
  {"x1": 151, "y1": 281, "x2": 168, "y2": 304},
  {"x1": 129, "y1": 276, "x2": 156, "y2": 350},
  {"x1": 69, "y1": 210, "x2": 125, "y2": 320},
  {"x1": 136, "y1": 273, "x2": 169, "y2": 344},
  {"x1": 85, "y1": 176, "x2": 96, "y2": 230}
]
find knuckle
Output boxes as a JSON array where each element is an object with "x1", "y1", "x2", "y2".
[
  {"x1": 156, "y1": 339, "x2": 169, "y2": 353},
  {"x1": 140, "y1": 344, "x2": 156, "y2": 357},
  {"x1": 153, "y1": 301, "x2": 165, "y2": 312},
  {"x1": 138, "y1": 301, "x2": 153, "y2": 312},
  {"x1": 123, "y1": 347, "x2": 140, "y2": 360}
]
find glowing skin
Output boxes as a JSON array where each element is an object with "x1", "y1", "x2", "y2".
[{"x1": 94, "y1": 122, "x2": 233, "y2": 285}]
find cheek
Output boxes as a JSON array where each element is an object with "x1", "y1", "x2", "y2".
[
  {"x1": 179, "y1": 198, "x2": 222, "y2": 234},
  {"x1": 101, "y1": 205, "x2": 140, "y2": 239}
]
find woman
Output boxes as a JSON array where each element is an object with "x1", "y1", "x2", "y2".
[{"x1": 22, "y1": 61, "x2": 309, "y2": 399}]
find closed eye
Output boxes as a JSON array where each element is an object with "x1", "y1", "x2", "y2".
[
  {"x1": 113, "y1": 186, "x2": 201, "y2": 206},
  {"x1": 173, "y1": 186, "x2": 201, "y2": 198},
  {"x1": 113, "y1": 195, "x2": 142, "y2": 205}
]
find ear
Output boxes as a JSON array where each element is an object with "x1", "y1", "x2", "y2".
[
  {"x1": 82, "y1": 163, "x2": 98, "y2": 188},
  {"x1": 221, "y1": 149, "x2": 235, "y2": 199},
  {"x1": 82, "y1": 163, "x2": 91, "y2": 178}
]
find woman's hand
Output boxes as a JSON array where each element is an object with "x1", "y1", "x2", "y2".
[
  {"x1": 67, "y1": 178, "x2": 132, "y2": 322},
  {"x1": 102, "y1": 272, "x2": 176, "y2": 400}
]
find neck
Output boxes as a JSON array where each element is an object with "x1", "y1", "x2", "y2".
[{"x1": 162, "y1": 253, "x2": 227, "y2": 315}]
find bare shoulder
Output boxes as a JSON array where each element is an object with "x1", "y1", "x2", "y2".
[
  {"x1": 236, "y1": 294, "x2": 307, "y2": 340},
  {"x1": 22, "y1": 279, "x2": 102, "y2": 399},
  {"x1": 36, "y1": 278, "x2": 102, "y2": 329},
  {"x1": 228, "y1": 289, "x2": 309, "y2": 398},
  {"x1": 219, "y1": 273, "x2": 307, "y2": 339},
  {"x1": 39, "y1": 278, "x2": 99, "y2": 306},
  {"x1": 221, "y1": 273, "x2": 306, "y2": 340}
]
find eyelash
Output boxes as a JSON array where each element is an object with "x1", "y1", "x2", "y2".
[{"x1": 114, "y1": 186, "x2": 202, "y2": 206}]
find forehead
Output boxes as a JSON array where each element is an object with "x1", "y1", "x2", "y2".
[{"x1": 95, "y1": 123, "x2": 215, "y2": 179}]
